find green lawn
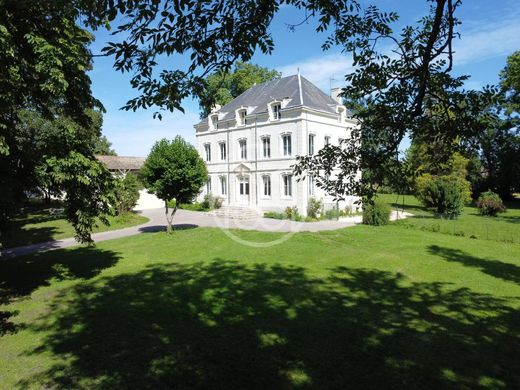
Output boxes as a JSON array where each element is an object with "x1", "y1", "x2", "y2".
[
  {"x1": 1, "y1": 205, "x2": 149, "y2": 248},
  {"x1": 1, "y1": 225, "x2": 519, "y2": 388},
  {"x1": 378, "y1": 193, "x2": 520, "y2": 244}
]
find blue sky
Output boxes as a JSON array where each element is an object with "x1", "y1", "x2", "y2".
[{"x1": 88, "y1": 0, "x2": 520, "y2": 156}]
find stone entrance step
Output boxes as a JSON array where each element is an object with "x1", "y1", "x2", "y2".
[{"x1": 209, "y1": 206, "x2": 261, "y2": 220}]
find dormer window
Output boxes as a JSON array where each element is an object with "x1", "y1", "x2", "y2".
[
  {"x1": 236, "y1": 108, "x2": 247, "y2": 126},
  {"x1": 269, "y1": 101, "x2": 282, "y2": 121},
  {"x1": 273, "y1": 103, "x2": 281, "y2": 120},
  {"x1": 209, "y1": 114, "x2": 218, "y2": 130},
  {"x1": 337, "y1": 106, "x2": 346, "y2": 123}
]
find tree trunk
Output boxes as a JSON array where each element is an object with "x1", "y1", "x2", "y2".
[{"x1": 164, "y1": 200, "x2": 178, "y2": 234}]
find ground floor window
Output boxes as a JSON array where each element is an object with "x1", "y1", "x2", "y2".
[
  {"x1": 263, "y1": 175, "x2": 271, "y2": 196},
  {"x1": 220, "y1": 176, "x2": 227, "y2": 195},
  {"x1": 283, "y1": 174, "x2": 293, "y2": 197},
  {"x1": 308, "y1": 175, "x2": 315, "y2": 195},
  {"x1": 206, "y1": 177, "x2": 211, "y2": 193}
]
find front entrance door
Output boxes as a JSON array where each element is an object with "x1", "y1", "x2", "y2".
[{"x1": 238, "y1": 177, "x2": 250, "y2": 205}]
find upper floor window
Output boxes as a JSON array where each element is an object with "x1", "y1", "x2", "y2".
[
  {"x1": 204, "y1": 143, "x2": 211, "y2": 162},
  {"x1": 272, "y1": 103, "x2": 281, "y2": 120},
  {"x1": 219, "y1": 142, "x2": 226, "y2": 160},
  {"x1": 324, "y1": 136, "x2": 331, "y2": 146},
  {"x1": 239, "y1": 139, "x2": 247, "y2": 160},
  {"x1": 283, "y1": 174, "x2": 293, "y2": 197},
  {"x1": 262, "y1": 175, "x2": 271, "y2": 197},
  {"x1": 308, "y1": 134, "x2": 315, "y2": 155},
  {"x1": 237, "y1": 109, "x2": 247, "y2": 126},
  {"x1": 262, "y1": 137, "x2": 271, "y2": 158},
  {"x1": 282, "y1": 134, "x2": 292, "y2": 156}
]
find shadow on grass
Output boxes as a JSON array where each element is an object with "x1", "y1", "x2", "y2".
[
  {"x1": 499, "y1": 215, "x2": 520, "y2": 224},
  {"x1": 0, "y1": 247, "x2": 120, "y2": 335},
  {"x1": 139, "y1": 224, "x2": 199, "y2": 233},
  {"x1": 428, "y1": 245, "x2": 520, "y2": 284},
  {"x1": 19, "y1": 260, "x2": 520, "y2": 389},
  {"x1": 1, "y1": 226, "x2": 60, "y2": 249},
  {"x1": 0, "y1": 247, "x2": 120, "y2": 301}
]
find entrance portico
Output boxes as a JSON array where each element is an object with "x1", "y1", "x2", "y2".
[{"x1": 234, "y1": 163, "x2": 252, "y2": 207}]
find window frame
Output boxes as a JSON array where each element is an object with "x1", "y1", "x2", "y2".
[
  {"x1": 206, "y1": 177, "x2": 212, "y2": 194},
  {"x1": 308, "y1": 133, "x2": 315, "y2": 155},
  {"x1": 204, "y1": 143, "x2": 211, "y2": 162},
  {"x1": 262, "y1": 175, "x2": 272, "y2": 197},
  {"x1": 308, "y1": 174, "x2": 315, "y2": 196},
  {"x1": 261, "y1": 136, "x2": 271, "y2": 159},
  {"x1": 209, "y1": 114, "x2": 219, "y2": 130},
  {"x1": 282, "y1": 174, "x2": 293, "y2": 198},
  {"x1": 236, "y1": 108, "x2": 247, "y2": 126},
  {"x1": 271, "y1": 102, "x2": 282, "y2": 120},
  {"x1": 282, "y1": 133, "x2": 292, "y2": 156},
  {"x1": 220, "y1": 176, "x2": 227, "y2": 196},
  {"x1": 219, "y1": 141, "x2": 227, "y2": 161},
  {"x1": 239, "y1": 139, "x2": 247, "y2": 160}
]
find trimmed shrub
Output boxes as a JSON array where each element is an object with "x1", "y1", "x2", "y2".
[
  {"x1": 476, "y1": 191, "x2": 506, "y2": 216},
  {"x1": 201, "y1": 194, "x2": 214, "y2": 209},
  {"x1": 179, "y1": 202, "x2": 205, "y2": 211},
  {"x1": 417, "y1": 176, "x2": 465, "y2": 219},
  {"x1": 213, "y1": 196, "x2": 224, "y2": 209},
  {"x1": 284, "y1": 206, "x2": 302, "y2": 221},
  {"x1": 307, "y1": 197, "x2": 322, "y2": 219},
  {"x1": 200, "y1": 194, "x2": 223, "y2": 210},
  {"x1": 264, "y1": 211, "x2": 285, "y2": 219},
  {"x1": 323, "y1": 208, "x2": 340, "y2": 220},
  {"x1": 362, "y1": 199, "x2": 391, "y2": 226}
]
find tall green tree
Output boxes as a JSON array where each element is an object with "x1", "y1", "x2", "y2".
[
  {"x1": 198, "y1": 62, "x2": 281, "y2": 117},
  {"x1": 0, "y1": 1, "x2": 115, "y2": 244},
  {"x1": 500, "y1": 50, "x2": 520, "y2": 115},
  {"x1": 0, "y1": 109, "x2": 116, "y2": 244},
  {"x1": 141, "y1": 137, "x2": 208, "y2": 233}
]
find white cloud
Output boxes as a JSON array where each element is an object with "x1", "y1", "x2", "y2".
[
  {"x1": 278, "y1": 7, "x2": 520, "y2": 84},
  {"x1": 277, "y1": 53, "x2": 355, "y2": 90},
  {"x1": 454, "y1": 17, "x2": 520, "y2": 65},
  {"x1": 103, "y1": 109, "x2": 200, "y2": 157},
  {"x1": 454, "y1": 21, "x2": 520, "y2": 65}
]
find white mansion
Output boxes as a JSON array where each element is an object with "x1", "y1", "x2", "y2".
[{"x1": 195, "y1": 73, "x2": 359, "y2": 216}]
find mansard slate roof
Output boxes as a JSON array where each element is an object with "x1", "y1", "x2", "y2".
[
  {"x1": 96, "y1": 155, "x2": 145, "y2": 171},
  {"x1": 196, "y1": 74, "x2": 348, "y2": 126}
]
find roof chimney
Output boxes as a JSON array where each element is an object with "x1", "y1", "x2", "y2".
[
  {"x1": 330, "y1": 87, "x2": 342, "y2": 104},
  {"x1": 211, "y1": 104, "x2": 221, "y2": 113}
]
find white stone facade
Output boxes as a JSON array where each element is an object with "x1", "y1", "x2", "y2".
[{"x1": 195, "y1": 75, "x2": 360, "y2": 216}]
